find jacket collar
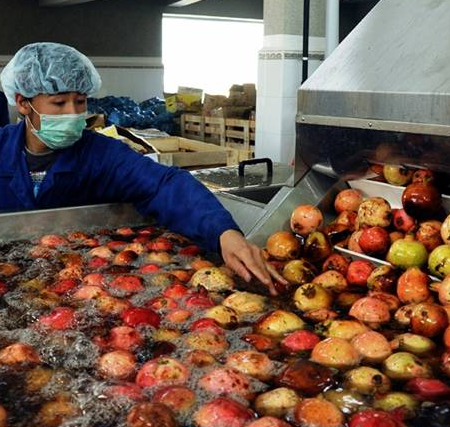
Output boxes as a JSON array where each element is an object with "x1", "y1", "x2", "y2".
[{"x1": 0, "y1": 120, "x2": 85, "y2": 177}]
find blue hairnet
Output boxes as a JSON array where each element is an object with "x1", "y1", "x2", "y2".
[{"x1": 0, "y1": 42, "x2": 102, "y2": 105}]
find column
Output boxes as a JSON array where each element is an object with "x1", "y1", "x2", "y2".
[{"x1": 255, "y1": 0, "x2": 326, "y2": 164}]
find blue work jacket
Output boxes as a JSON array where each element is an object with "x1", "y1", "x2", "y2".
[
  {"x1": 0, "y1": 92, "x2": 8, "y2": 127},
  {"x1": 0, "y1": 121, "x2": 239, "y2": 251}
]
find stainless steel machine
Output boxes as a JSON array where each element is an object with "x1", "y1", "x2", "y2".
[{"x1": 212, "y1": 0, "x2": 450, "y2": 246}]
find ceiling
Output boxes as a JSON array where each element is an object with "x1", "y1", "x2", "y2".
[{"x1": 39, "y1": 0, "x2": 207, "y2": 6}]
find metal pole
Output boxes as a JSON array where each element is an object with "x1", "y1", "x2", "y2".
[
  {"x1": 302, "y1": 0, "x2": 310, "y2": 83},
  {"x1": 326, "y1": 0, "x2": 340, "y2": 57}
]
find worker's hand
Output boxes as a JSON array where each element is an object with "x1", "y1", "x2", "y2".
[{"x1": 219, "y1": 229, "x2": 288, "y2": 296}]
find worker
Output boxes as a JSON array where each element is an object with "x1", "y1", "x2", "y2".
[
  {"x1": 0, "y1": 91, "x2": 9, "y2": 127},
  {"x1": 0, "y1": 42, "x2": 285, "y2": 294}
]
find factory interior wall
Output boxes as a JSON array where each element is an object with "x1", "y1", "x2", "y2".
[{"x1": 0, "y1": 0, "x2": 166, "y2": 103}]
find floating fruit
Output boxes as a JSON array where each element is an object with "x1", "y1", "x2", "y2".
[
  {"x1": 254, "y1": 387, "x2": 300, "y2": 418},
  {"x1": 290, "y1": 205, "x2": 324, "y2": 236},
  {"x1": 402, "y1": 182, "x2": 442, "y2": 219},
  {"x1": 310, "y1": 337, "x2": 360, "y2": 370},
  {"x1": 358, "y1": 197, "x2": 392, "y2": 228},
  {"x1": 428, "y1": 244, "x2": 450, "y2": 277},
  {"x1": 334, "y1": 189, "x2": 363, "y2": 213},
  {"x1": 386, "y1": 239, "x2": 428, "y2": 269},
  {"x1": 383, "y1": 165, "x2": 413, "y2": 186},
  {"x1": 266, "y1": 231, "x2": 300, "y2": 260}
]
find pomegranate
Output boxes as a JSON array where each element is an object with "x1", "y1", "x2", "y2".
[
  {"x1": 383, "y1": 352, "x2": 432, "y2": 380},
  {"x1": 198, "y1": 367, "x2": 253, "y2": 400},
  {"x1": 335, "y1": 210, "x2": 357, "y2": 231},
  {"x1": 303, "y1": 232, "x2": 332, "y2": 262},
  {"x1": 98, "y1": 350, "x2": 136, "y2": 380},
  {"x1": 226, "y1": 350, "x2": 274, "y2": 381},
  {"x1": 415, "y1": 220, "x2": 443, "y2": 251},
  {"x1": 294, "y1": 283, "x2": 332, "y2": 312},
  {"x1": 334, "y1": 189, "x2": 363, "y2": 213},
  {"x1": 276, "y1": 359, "x2": 335, "y2": 395},
  {"x1": 282, "y1": 259, "x2": 316, "y2": 286},
  {"x1": 359, "y1": 226, "x2": 390, "y2": 255},
  {"x1": 127, "y1": 402, "x2": 177, "y2": 427},
  {"x1": 348, "y1": 409, "x2": 403, "y2": 427},
  {"x1": 322, "y1": 253, "x2": 350, "y2": 276},
  {"x1": 290, "y1": 204, "x2": 324, "y2": 236},
  {"x1": 312, "y1": 270, "x2": 348, "y2": 293},
  {"x1": 184, "y1": 330, "x2": 229, "y2": 356},
  {"x1": 392, "y1": 209, "x2": 416, "y2": 233},
  {"x1": 387, "y1": 238, "x2": 428, "y2": 269},
  {"x1": 108, "y1": 326, "x2": 144, "y2": 352},
  {"x1": 429, "y1": 244, "x2": 450, "y2": 278},
  {"x1": 266, "y1": 231, "x2": 300, "y2": 260},
  {"x1": 255, "y1": 388, "x2": 300, "y2": 418},
  {"x1": 348, "y1": 230, "x2": 364, "y2": 253},
  {"x1": 410, "y1": 302, "x2": 448, "y2": 337},
  {"x1": 383, "y1": 164, "x2": 413, "y2": 186},
  {"x1": 357, "y1": 197, "x2": 392, "y2": 228},
  {"x1": 351, "y1": 331, "x2": 392, "y2": 363},
  {"x1": 402, "y1": 182, "x2": 442, "y2": 219},
  {"x1": 396, "y1": 267, "x2": 430, "y2": 304},
  {"x1": 412, "y1": 168, "x2": 435, "y2": 184},
  {"x1": 294, "y1": 398, "x2": 344, "y2": 427},
  {"x1": 281, "y1": 330, "x2": 321, "y2": 353},
  {"x1": 310, "y1": 337, "x2": 360, "y2": 370},
  {"x1": 349, "y1": 297, "x2": 391, "y2": 325},
  {"x1": 152, "y1": 386, "x2": 196, "y2": 413},
  {"x1": 38, "y1": 307, "x2": 75, "y2": 330},
  {"x1": 136, "y1": 357, "x2": 189, "y2": 388},
  {"x1": 0, "y1": 342, "x2": 40, "y2": 365},
  {"x1": 247, "y1": 417, "x2": 292, "y2": 427},
  {"x1": 255, "y1": 310, "x2": 305, "y2": 337},
  {"x1": 367, "y1": 266, "x2": 397, "y2": 292},
  {"x1": 121, "y1": 307, "x2": 160, "y2": 328},
  {"x1": 344, "y1": 366, "x2": 391, "y2": 395},
  {"x1": 194, "y1": 398, "x2": 255, "y2": 427},
  {"x1": 346, "y1": 260, "x2": 375, "y2": 287},
  {"x1": 406, "y1": 377, "x2": 450, "y2": 401}
]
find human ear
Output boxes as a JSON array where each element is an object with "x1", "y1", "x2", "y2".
[{"x1": 15, "y1": 94, "x2": 31, "y2": 116}]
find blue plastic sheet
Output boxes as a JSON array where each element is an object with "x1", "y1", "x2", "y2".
[{"x1": 87, "y1": 96, "x2": 176, "y2": 132}]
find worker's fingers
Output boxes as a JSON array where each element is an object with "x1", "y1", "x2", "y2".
[
  {"x1": 236, "y1": 245, "x2": 271, "y2": 286},
  {"x1": 238, "y1": 246, "x2": 280, "y2": 296},
  {"x1": 266, "y1": 262, "x2": 288, "y2": 286},
  {"x1": 224, "y1": 253, "x2": 252, "y2": 282}
]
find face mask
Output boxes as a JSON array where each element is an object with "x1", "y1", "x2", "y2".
[{"x1": 27, "y1": 102, "x2": 87, "y2": 150}]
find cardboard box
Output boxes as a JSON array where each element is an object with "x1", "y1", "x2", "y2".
[{"x1": 86, "y1": 114, "x2": 106, "y2": 129}]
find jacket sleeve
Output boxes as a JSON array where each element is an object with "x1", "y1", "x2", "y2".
[{"x1": 88, "y1": 134, "x2": 241, "y2": 252}]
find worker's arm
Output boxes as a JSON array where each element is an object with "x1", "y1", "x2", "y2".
[{"x1": 89, "y1": 134, "x2": 286, "y2": 290}]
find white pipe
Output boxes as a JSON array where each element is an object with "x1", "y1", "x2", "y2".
[{"x1": 325, "y1": 0, "x2": 340, "y2": 58}]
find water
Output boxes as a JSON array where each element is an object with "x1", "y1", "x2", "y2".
[{"x1": 1, "y1": 225, "x2": 446, "y2": 427}]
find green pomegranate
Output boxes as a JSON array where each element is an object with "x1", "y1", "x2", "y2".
[
  {"x1": 386, "y1": 239, "x2": 428, "y2": 269},
  {"x1": 428, "y1": 244, "x2": 450, "y2": 278}
]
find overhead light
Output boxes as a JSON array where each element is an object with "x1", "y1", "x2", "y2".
[{"x1": 169, "y1": 0, "x2": 205, "y2": 7}]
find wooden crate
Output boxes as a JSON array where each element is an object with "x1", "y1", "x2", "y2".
[
  {"x1": 225, "y1": 118, "x2": 256, "y2": 151},
  {"x1": 180, "y1": 115, "x2": 204, "y2": 141},
  {"x1": 225, "y1": 142, "x2": 254, "y2": 162},
  {"x1": 144, "y1": 136, "x2": 238, "y2": 168},
  {"x1": 181, "y1": 114, "x2": 255, "y2": 146}
]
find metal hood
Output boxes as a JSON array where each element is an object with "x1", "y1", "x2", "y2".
[{"x1": 298, "y1": 0, "x2": 450, "y2": 127}]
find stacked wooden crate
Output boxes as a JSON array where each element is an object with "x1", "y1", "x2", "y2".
[{"x1": 181, "y1": 114, "x2": 255, "y2": 161}]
